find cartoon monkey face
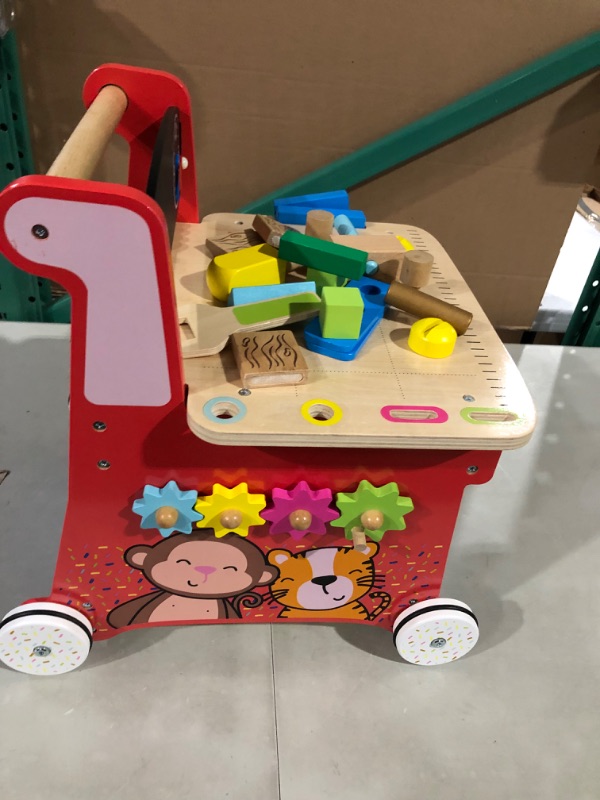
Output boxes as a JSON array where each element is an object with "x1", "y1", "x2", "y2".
[{"x1": 126, "y1": 532, "x2": 278, "y2": 599}]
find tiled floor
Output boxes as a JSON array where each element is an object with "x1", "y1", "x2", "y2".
[{"x1": 1, "y1": 325, "x2": 599, "y2": 799}]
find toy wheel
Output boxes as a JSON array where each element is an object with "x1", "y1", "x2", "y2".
[
  {"x1": 0, "y1": 602, "x2": 93, "y2": 675},
  {"x1": 393, "y1": 598, "x2": 479, "y2": 666}
]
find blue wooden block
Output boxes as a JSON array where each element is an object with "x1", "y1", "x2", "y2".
[
  {"x1": 274, "y1": 190, "x2": 349, "y2": 210},
  {"x1": 333, "y1": 214, "x2": 358, "y2": 235},
  {"x1": 275, "y1": 206, "x2": 366, "y2": 227},
  {"x1": 228, "y1": 281, "x2": 317, "y2": 306},
  {"x1": 303, "y1": 276, "x2": 387, "y2": 361}
]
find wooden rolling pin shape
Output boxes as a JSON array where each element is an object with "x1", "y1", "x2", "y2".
[{"x1": 385, "y1": 281, "x2": 473, "y2": 336}]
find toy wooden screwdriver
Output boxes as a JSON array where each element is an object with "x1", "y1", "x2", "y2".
[{"x1": 385, "y1": 281, "x2": 473, "y2": 335}]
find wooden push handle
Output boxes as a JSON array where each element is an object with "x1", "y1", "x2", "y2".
[{"x1": 47, "y1": 85, "x2": 128, "y2": 180}]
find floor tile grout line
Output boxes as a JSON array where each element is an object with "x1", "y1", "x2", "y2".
[{"x1": 270, "y1": 624, "x2": 282, "y2": 800}]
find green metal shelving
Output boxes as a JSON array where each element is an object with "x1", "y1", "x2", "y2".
[
  {"x1": 563, "y1": 247, "x2": 600, "y2": 346},
  {"x1": 0, "y1": 28, "x2": 54, "y2": 321}
]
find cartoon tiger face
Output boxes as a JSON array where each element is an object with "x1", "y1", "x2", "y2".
[{"x1": 267, "y1": 543, "x2": 382, "y2": 611}]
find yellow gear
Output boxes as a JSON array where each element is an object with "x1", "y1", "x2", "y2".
[{"x1": 194, "y1": 483, "x2": 267, "y2": 538}]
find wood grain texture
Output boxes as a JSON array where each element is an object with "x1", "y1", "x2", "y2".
[
  {"x1": 252, "y1": 215, "x2": 291, "y2": 247},
  {"x1": 205, "y1": 229, "x2": 262, "y2": 257},
  {"x1": 172, "y1": 214, "x2": 536, "y2": 450},
  {"x1": 231, "y1": 329, "x2": 308, "y2": 389}
]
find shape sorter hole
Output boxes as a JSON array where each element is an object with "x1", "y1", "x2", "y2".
[
  {"x1": 360, "y1": 285, "x2": 382, "y2": 296},
  {"x1": 469, "y1": 411, "x2": 518, "y2": 422},
  {"x1": 212, "y1": 401, "x2": 240, "y2": 420},
  {"x1": 180, "y1": 321, "x2": 194, "y2": 340},
  {"x1": 388, "y1": 409, "x2": 438, "y2": 420},
  {"x1": 308, "y1": 404, "x2": 334, "y2": 421}
]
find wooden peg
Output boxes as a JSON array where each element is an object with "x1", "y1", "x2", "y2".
[
  {"x1": 400, "y1": 250, "x2": 433, "y2": 288},
  {"x1": 360, "y1": 509, "x2": 384, "y2": 531},
  {"x1": 289, "y1": 509, "x2": 313, "y2": 531},
  {"x1": 305, "y1": 209, "x2": 334, "y2": 240},
  {"x1": 385, "y1": 282, "x2": 473, "y2": 335},
  {"x1": 219, "y1": 509, "x2": 243, "y2": 529},
  {"x1": 351, "y1": 526, "x2": 368, "y2": 552},
  {"x1": 155, "y1": 506, "x2": 179, "y2": 528}
]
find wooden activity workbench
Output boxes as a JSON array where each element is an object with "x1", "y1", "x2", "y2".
[
  {"x1": 0, "y1": 63, "x2": 535, "y2": 675},
  {"x1": 174, "y1": 215, "x2": 535, "y2": 450}
]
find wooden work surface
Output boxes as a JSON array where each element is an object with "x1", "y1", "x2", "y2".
[{"x1": 173, "y1": 214, "x2": 535, "y2": 450}]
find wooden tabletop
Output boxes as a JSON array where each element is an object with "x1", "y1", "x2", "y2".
[{"x1": 173, "y1": 214, "x2": 536, "y2": 450}]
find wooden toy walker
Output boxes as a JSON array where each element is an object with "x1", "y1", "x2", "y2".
[{"x1": 0, "y1": 64, "x2": 535, "y2": 675}]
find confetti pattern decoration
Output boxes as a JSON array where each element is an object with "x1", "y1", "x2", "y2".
[
  {"x1": 261, "y1": 481, "x2": 340, "y2": 539},
  {"x1": 332, "y1": 480, "x2": 414, "y2": 542},
  {"x1": 393, "y1": 600, "x2": 479, "y2": 665},
  {"x1": 195, "y1": 483, "x2": 267, "y2": 538},
  {"x1": 132, "y1": 481, "x2": 203, "y2": 538},
  {"x1": 0, "y1": 606, "x2": 93, "y2": 675}
]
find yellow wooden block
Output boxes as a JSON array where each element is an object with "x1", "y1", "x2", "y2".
[{"x1": 206, "y1": 244, "x2": 287, "y2": 302}]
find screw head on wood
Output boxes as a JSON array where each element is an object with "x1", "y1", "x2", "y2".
[
  {"x1": 31, "y1": 224, "x2": 49, "y2": 239},
  {"x1": 97, "y1": 460, "x2": 111, "y2": 470},
  {"x1": 93, "y1": 421, "x2": 107, "y2": 431},
  {"x1": 467, "y1": 465, "x2": 479, "y2": 474}
]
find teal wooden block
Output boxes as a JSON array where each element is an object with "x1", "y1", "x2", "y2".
[
  {"x1": 279, "y1": 230, "x2": 367, "y2": 281},
  {"x1": 228, "y1": 281, "x2": 317, "y2": 306},
  {"x1": 319, "y1": 286, "x2": 364, "y2": 339},
  {"x1": 333, "y1": 214, "x2": 358, "y2": 235}
]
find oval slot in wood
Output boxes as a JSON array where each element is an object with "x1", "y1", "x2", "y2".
[
  {"x1": 389, "y1": 409, "x2": 438, "y2": 420},
  {"x1": 381, "y1": 405, "x2": 449, "y2": 424},
  {"x1": 467, "y1": 411, "x2": 518, "y2": 422}
]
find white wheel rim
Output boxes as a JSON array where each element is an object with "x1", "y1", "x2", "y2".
[
  {"x1": 0, "y1": 603, "x2": 93, "y2": 675},
  {"x1": 393, "y1": 599, "x2": 479, "y2": 666}
]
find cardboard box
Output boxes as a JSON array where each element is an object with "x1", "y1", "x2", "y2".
[{"x1": 15, "y1": 1, "x2": 600, "y2": 326}]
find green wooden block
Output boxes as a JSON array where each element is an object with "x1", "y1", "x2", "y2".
[
  {"x1": 319, "y1": 286, "x2": 364, "y2": 339},
  {"x1": 279, "y1": 230, "x2": 367, "y2": 281},
  {"x1": 306, "y1": 267, "x2": 347, "y2": 295}
]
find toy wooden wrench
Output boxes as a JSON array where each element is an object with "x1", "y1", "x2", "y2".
[{"x1": 178, "y1": 292, "x2": 321, "y2": 358}]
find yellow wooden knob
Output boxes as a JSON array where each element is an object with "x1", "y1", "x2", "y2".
[
  {"x1": 155, "y1": 506, "x2": 179, "y2": 528},
  {"x1": 360, "y1": 509, "x2": 384, "y2": 530},
  {"x1": 408, "y1": 317, "x2": 457, "y2": 359},
  {"x1": 289, "y1": 509, "x2": 313, "y2": 531},
  {"x1": 219, "y1": 508, "x2": 243, "y2": 529}
]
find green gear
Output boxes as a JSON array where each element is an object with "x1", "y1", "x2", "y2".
[{"x1": 331, "y1": 480, "x2": 414, "y2": 542}]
